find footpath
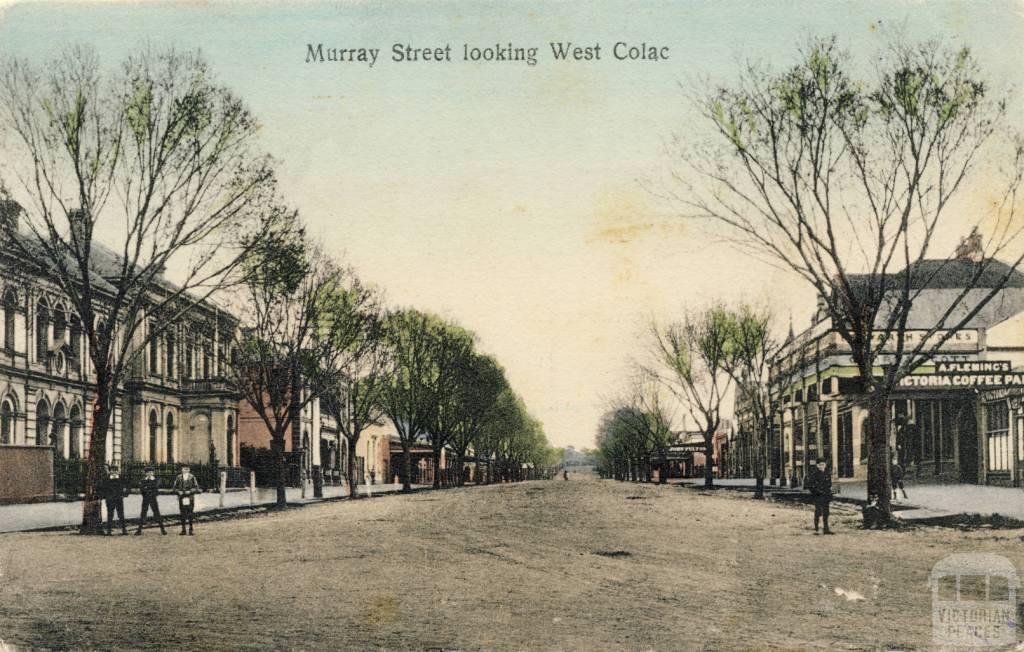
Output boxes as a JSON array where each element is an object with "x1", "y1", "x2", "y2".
[
  {"x1": 679, "y1": 477, "x2": 1024, "y2": 523},
  {"x1": 0, "y1": 482, "x2": 422, "y2": 534}
]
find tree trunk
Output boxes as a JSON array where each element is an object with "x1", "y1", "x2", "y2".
[
  {"x1": 867, "y1": 392, "x2": 893, "y2": 521},
  {"x1": 704, "y1": 429, "x2": 715, "y2": 489},
  {"x1": 272, "y1": 436, "x2": 287, "y2": 508},
  {"x1": 79, "y1": 382, "x2": 113, "y2": 535},
  {"x1": 457, "y1": 453, "x2": 466, "y2": 486},
  {"x1": 347, "y1": 437, "x2": 360, "y2": 498},
  {"x1": 401, "y1": 441, "x2": 412, "y2": 492}
]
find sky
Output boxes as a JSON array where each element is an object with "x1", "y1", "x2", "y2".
[{"x1": 1, "y1": 1, "x2": 1022, "y2": 449}]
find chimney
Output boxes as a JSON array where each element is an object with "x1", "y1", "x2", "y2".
[
  {"x1": 955, "y1": 227, "x2": 984, "y2": 263},
  {"x1": 0, "y1": 199, "x2": 22, "y2": 234}
]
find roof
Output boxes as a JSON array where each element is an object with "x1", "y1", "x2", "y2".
[
  {"x1": 843, "y1": 258, "x2": 1024, "y2": 295},
  {"x1": 821, "y1": 258, "x2": 1024, "y2": 331}
]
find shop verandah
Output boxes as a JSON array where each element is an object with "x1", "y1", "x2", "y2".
[{"x1": 763, "y1": 386, "x2": 1024, "y2": 488}]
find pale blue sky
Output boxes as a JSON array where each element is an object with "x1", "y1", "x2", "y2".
[{"x1": 1, "y1": 1, "x2": 1022, "y2": 448}]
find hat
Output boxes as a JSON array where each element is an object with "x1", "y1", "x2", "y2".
[
  {"x1": 143, "y1": 466, "x2": 155, "y2": 473},
  {"x1": 815, "y1": 457, "x2": 828, "y2": 464}
]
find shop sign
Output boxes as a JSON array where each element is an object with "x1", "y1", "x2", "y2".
[{"x1": 900, "y1": 373, "x2": 1024, "y2": 389}]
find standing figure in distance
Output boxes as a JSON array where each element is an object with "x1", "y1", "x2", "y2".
[
  {"x1": 172, "y1": 464, "x2": 202, "y2": 536},
  {"x1": 102, "y1": 464, "x2": 130, "y2": 535},
  {"x1": 891, "y1": 459, "x2": 908, "y2": 501},
  {"x1": 806, "y1": 457, "x2": 834, "y2": 535},
  {"x1": 135, "y1": 467, "x2": 167, "y2": 535}
]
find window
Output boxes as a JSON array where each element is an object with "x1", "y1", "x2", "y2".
[
  {"x1": 149, "y1": 327, "x2": 159, "y2": 375},
  {"x1": 920, "y1": 400, "x2": 936, "y2": 462},
  {"x1": 52, "y1": 306, "x2": 66, "y2": 345},
  {"x1": 226, "y1": 415, "x2": 235, "y2": 467},
  {"x1": 166, "y1": 412, "x2": 175, "y2": 463},
  {"x1": 149, "y1": 409, "x2": 159, "y2": 463},
  {"x1": 69, "y1": 405, "x2": 82, "y2": 459},
  {"x1": 166, "y1": 333, "x2": 175, "y2": 379},
  {"x1": 35, "y1": 300, "x2": 49, "y2": 361},
  {"x1": 36, "y1": 400, "x2": 49, "y2": 447},
  {"x1": 987, "y1": 401, "x2": 1011, "y2": 473},
  {"x1": 3, "y1": 289, "x2": 16, "y2": 352},
  {"x1": 185, "y1": 336, "x2": 194, "y2": 379},
  {"x1": 0, "y1": 399, "x2": 12, "y2": 444},
  {"x1": 203, "y1": 345, "x2": 211, "y2": 379},
  {"x1": 51, "y1": 403, "x2": 65, "y2": 457}
]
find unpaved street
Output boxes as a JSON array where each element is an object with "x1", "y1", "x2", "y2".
[{"x1": 1, "y1": 476, "x2": 1022, "y2": 650}]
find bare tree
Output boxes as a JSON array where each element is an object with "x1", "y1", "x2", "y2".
[
  {"x1": 668, "y1": 36, "x2": 1023, "y2": 518},
  {"x1": 649, "y1": 306, "x2": 735, "y2": 489},
  {"x1": 0, "y1": 46, "x2": 280, "y2": 532}
]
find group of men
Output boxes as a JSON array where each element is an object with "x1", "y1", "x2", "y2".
[{"x1": 101, "y1": 465, "x2": 203, "y2": 536}]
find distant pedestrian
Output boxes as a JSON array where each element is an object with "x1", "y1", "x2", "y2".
[
  {"x1": 563, "y1": 469, "x2": 568, "y2": 481},
  {"x1": 172, "y1": 465, "x2": 202, "y2": 536},
  {"x1": 806, "y1": 458, "x2": 834, "y2": 535},
  {"x1": 102, "y1": 465, "x2": 130, "y2": 536},
  {"x1": 891, "y1": 460, "x2": 908, "y2": 500},
  {"x1": 135, "y1": 467, "x2": 167, "y2": 535}
]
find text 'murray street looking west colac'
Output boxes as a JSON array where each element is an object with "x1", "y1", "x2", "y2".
[{"x1": 304, "y1": 42, "x2": 671, "y2": 68}]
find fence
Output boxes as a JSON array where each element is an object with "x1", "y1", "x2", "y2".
[{"x1": 53, "y1": 459, "x2": 250, "y2": 497}]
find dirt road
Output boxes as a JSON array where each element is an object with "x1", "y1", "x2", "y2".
[{"x1": 1, "y1": 475, "x2": 1021, "y2": 650}]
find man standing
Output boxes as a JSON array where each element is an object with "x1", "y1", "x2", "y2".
[
  {"x1": 102, "y1": 465, "x2": 130, "y2": 535},
  {"x1": 135, "y1": 467, "x2": 167, "y2": 535},
  {"x1": 172, "y1": 465, "x2": 201, "y2": 536},
  {"x1": 891, "y1": 460, "x2": 908, "y2": 501},
  {"x1": 806, "y1": 457, "x2": 834, "y2": 535}
]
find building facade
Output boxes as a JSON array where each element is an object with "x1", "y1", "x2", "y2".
[
  {"x1": 755, "y1": 248, "x2": 1024, "y2": 487},
  {"x1": 0, "y1": 201, "x2": 241, "y2": 497}
]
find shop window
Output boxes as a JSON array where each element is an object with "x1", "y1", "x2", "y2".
[
  {"x1": 986, "y1": 402, "x2": 1011, "y2": 473},
  {"x1": 920, "y1": 400, "x2": 936, "y2": 462}
]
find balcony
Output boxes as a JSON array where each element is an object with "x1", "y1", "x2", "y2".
[{"x1": 180, "y1": 377, "x2": 235, "y2": 394}]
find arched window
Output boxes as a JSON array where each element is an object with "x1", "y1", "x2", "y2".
[
  {"x1": 166, "y1": 333, "x2": 176, "y2": 379},
  {"x1": 36, "y1": 400, "x2": 49, "y2": 447},
  {"x1": 35, "y1": 300, "x2": 49, "y2": 361},
  {"x1": 166, "y1": 411, "x2": 175, "y2": 463},
  {"x1": 69, "y1": 404, "x2": 82, "y2": 459},
  {"x1": 226, "y1": 415, "x2": 235, "y2": 467},
  {"x1": 52, "y1": 305, "x2": 67, "y2": 345},
  {"x1": 3, "y1": 289, "x2": 16, "y2": 352},
  {"x1": 51, "y1": 403, "x2": 66, "y2": 458},
  {"x1": 0, "y1": 399, "x2": 13, "y2": 445},
  {"x1": 149, "y1": 409, "x2": 159, "y2": 463}
]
